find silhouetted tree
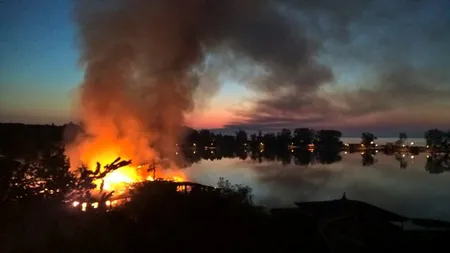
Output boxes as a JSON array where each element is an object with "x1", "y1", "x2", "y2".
[
  {"x1": 315, "y1": 129, "x2": 342, "y2": 149},
  {"x1": 293, "y1": 128, "x2": 315, "y2": 147},
  {"x1": 277, "y1": 128, "x2": 292, "y2": 147},
  {"x1": 217, "y1": 177, "x2": 253, "y2": 205},
  {"x1": 424, "y1": 129, "x2": 449, "y2": 152},
  {"x1": 236, "y1": 130, "x2": 248, "y2": 147},
  {"x1": 399, "y1": 132, "x2": 407, "y2": 142},
  {"x1": 361, "y1": 132, "x2": 377, "y2": 147},
  {"x1": 3, "y1": 146, "x2": 76, "y2": 204}
]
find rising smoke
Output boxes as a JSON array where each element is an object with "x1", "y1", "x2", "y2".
[
  {"x1": 69, "y1": 0, "x2": 449, "y2": 164},
  {"x1": 69, "y1": 0, "x2": 352, "y2": 165}
]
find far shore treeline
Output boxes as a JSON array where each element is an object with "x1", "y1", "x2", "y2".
[
  {"x1": 0, "y1": 123, "x2": 449, "y2": 156},
  {"x1": 0, "y1": 123, "x2": 449, "y2": 158}
]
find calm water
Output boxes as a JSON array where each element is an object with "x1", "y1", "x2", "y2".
[{"x1": 184, "y1": 151, "x2": 450, "y2": 221}]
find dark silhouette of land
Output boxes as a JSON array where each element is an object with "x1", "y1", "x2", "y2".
[{"x1": 0, "y1": 122, "x2": 450, "y2": 252}]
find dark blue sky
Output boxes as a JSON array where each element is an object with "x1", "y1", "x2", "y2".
[{"x1": 0, "y1": 0, "x2": 80, "y2": 122}]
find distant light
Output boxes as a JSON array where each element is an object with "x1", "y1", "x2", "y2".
[
  {"x1": 260, "y1": 142, "x2": 264, "y2": 145},
  {"x1": 370, "y1": 141, "x2": 374, "y2": 145},
  {"x1": 106, "y1": 200, "x2": 111, "y2": 206},
  {"x1": 427, "y1": 155, "x2": 430, "y2": 158},
  {"x1": 81, "y1": 202, "x2": 87, "y2": 212},
  {"x1": 402, "y1": 145, "x2": 406, "y2": 147},
  {"x1": 91, "y1": 202, "x2": 99, "y2": 209},
  {"x1": 376, "y1": 150, "x2": 379, "y2": 153},
  {"x1": 176, "y1": 143, "x2": 178, "y2": 146},
  {"x1": 426, "y1": 145, "x2": 429, "y2": 148},
  {"x1": 72, "y1": 201, "x2": 79, "y2": 207},
  {"x1": 410, "y1": 142, "x2": 414, "y2": 145},
  {"x1": 361, "y1": 152, "x2": 364, "y2": 155},
  {"x1": 193, "y1": 143, "x2": 196, "y2": 146},
  {"x1": 344, "y1": 151, "x2": 348, "y2": 154},
  {"x1": 210, "y1": 150, "x2": 214, "y2": 154},
  {"x1": 410, "y1": 155, "x2": 414, "y2": 159},
  {"x1": 345, "y1": 143, "x2": 349, "y2": 146},
  {"x1": 211, "y1": 143, "x2": 214, "y2": 146},
  {"x1": 375, "y1": 144, "x2": 378, "y2": 147},
  {"x1": 175, "y1": 152, "x2": 178, "y2": 155},
  {"x1": 361, "y1": 144, "x2": 364, "y2": 147},
  {"x1": 402, "y1": 154, "x2": 406, "y2": 157},
  {"x1": 193, "y1": 151, "x2": 196, "y2": 154},
  {"x1": 291, "y1": 142, "x2": 294, "y2": 145},
  {"x1": 291, "y1": 149, "x2": 294, "y2": 153}
]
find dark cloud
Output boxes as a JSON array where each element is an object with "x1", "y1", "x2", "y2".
[{"x1": 226, "y1": 0, "x2": 450, "y2": 132}]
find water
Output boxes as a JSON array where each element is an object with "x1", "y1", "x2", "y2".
[{"x1": 184, "y1": 151, "x2": 450, "y2": 222}]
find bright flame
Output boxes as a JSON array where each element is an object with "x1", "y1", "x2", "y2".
[
  {"x1": 65, "y1": 93, "x2": 186, "y2": 199},
  {"x1": 67, "y1": 141, "x2": 185, "y2": 196}
]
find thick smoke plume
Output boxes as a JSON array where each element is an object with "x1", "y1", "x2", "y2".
[
  {"x1": 68, "y1": 0, "x2": 353, "y2": 166},
  {"x1": 72, "y1": 0, "x2": 448, "y2": 165}
]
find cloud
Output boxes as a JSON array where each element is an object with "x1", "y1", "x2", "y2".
[{"x1": 225, "y1": 0, "x2": 450, "y2": 133}]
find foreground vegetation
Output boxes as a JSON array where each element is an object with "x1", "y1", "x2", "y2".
[
  {"x1": 0, "y1": 145, "x2": 330, "y2": 252},
  {"x1": 0, "y1": 123, "x2": 449, "y2": 252},
  {"x1": 1, "y1": 149, "x2": 448, "y2": 252}
]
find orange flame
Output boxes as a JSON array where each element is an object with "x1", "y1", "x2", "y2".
[{"x1": 66, "y1": 131, "x2": 185, "y2": 195}]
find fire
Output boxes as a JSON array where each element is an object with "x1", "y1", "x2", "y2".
[
  {"x1": 83, "y1": 150, "x2": 147, "y2": 193},
  {"x1": 86, "y1": 152, "x2": 185, "y2": 194}
]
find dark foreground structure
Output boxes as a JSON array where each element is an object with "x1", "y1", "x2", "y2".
[
  {"x1": 273, "y1": 193, "x2": 450, "y2": 252},
  {"x1": 1, "y1": 181, "x2": 450, "y2": 253}
]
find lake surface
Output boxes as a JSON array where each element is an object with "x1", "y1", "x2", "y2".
[{"x1": 184, "y1": 151, "x2": 450, "y2": 221}]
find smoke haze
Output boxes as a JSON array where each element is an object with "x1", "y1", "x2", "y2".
[
  {"x1": 69, "y1": 0, "x2": 450, "y2": 164},
  {"x1": 69, "y1": 0, "x2": 346, "y2": 163}
]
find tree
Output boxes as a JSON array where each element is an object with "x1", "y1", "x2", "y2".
[
  {"x1": 217, "y1": 177, "x2": 253, "y2": 205},
  {"x1": 4, "y1": 146, "x2": 76, "y2": 203},
  {"x1": 235, "y1": 130, "x2": 248, "y2": 146},
  {"x1": 277, "y1": 128, "x2": 292, "y2": 147},
  {"x1": 424, "y1": 129, "x2": 447, "y2": 149},
  {"x1": 293, "y1": 128, "x2": 314, "y2": 146},
  {"x1": 198, "y1": 129, "x2": 213, "y2": 146},
  {"x1": 399, "y1": 132, "x2": 407, "y2": 141},
  {"x1": 361, "y1": 132, "x2": 377, "y2": 147},
  {"x1": 398, "y1": 132, "x2": 408, "y2": 146},
  {"x1": 315, "y1": 130, "x2": 342, "y2": 147}
]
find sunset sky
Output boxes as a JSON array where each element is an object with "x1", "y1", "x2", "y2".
[{"x1": 1, "y1": 0, "x2": 449, "y2": 136}]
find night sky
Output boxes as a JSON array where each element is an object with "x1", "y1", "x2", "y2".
[{"x1": 1, "y1": 0, "x2": 449, "y2": 136}]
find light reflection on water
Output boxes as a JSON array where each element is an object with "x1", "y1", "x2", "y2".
[{"x1": 185, "y1": 152, "x2": 450, "y2": 221}]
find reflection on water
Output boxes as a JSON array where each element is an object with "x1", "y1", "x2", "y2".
[{"x1": 181, "y1": 150, "x2": 450, "y2": 221}]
